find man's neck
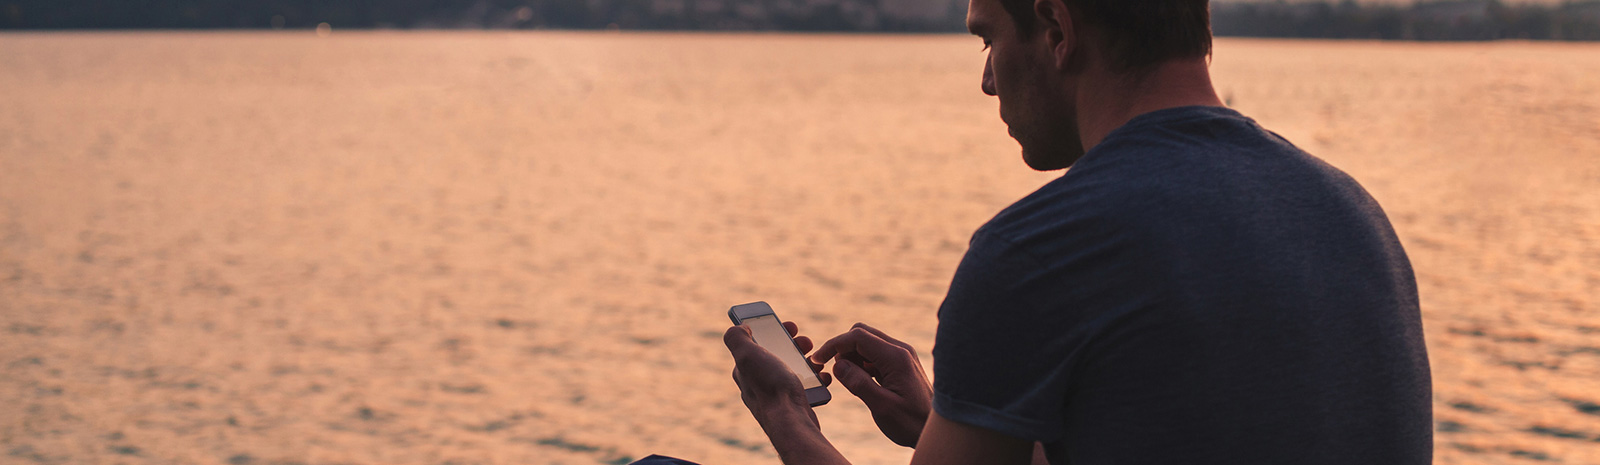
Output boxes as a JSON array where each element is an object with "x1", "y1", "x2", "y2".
[{"x1": 1074, "y1": 59, "x2": 1225, "y2": 152}]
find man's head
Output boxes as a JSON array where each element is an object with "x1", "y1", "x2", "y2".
[{"x1": 969, "y1": 0, "x2": 1212, "y2": 170}]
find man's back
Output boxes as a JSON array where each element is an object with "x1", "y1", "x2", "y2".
[{"x1": 932, "y1": 106, "x2": 1432, "y2": 464}]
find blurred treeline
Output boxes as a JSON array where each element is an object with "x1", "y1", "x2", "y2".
[
  {"x1": 3, "y1": 0, "x2": 1600, "y2": 40},
  {"x1": 0, "y1": 0, "x2": 966, "y2": 31},
  {"x1": 1215, "y1": 1, "x2": 1600, "y2": 40}
]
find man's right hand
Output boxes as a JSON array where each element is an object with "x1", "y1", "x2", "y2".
[{"x1": 811, "y1": 323, "x2": 933, "y2": 448}]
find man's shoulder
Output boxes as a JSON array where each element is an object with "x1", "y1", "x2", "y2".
[{"x1": 976, "y1": 106, "x2": 1382, "y2": 260}]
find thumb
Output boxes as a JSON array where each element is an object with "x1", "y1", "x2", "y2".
[
  {"x1": 834, "y1": 359, "x2": 895, "y2": 405},
  {"x1": 724, "y1": 325, "x2": 756, "y2": 351},
  {"x1": 724, "y1": 326, "x2": 765, "y2": 365}
]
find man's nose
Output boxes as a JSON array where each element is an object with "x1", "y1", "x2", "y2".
[{"x1": 981, "y1": 56, "x2": 997, "y2": 96}]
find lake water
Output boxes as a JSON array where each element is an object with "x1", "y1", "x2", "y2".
[{"x1": 1, "y1": 31, "x2": 1597, "y2": 464}]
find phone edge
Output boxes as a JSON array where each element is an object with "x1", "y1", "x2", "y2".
[
  {"x1": 729, "y1": 301, "x2": 832, "y2": 406},
  {"x1": 806, "y1": 387, "x2": 831, "y2": 406}
]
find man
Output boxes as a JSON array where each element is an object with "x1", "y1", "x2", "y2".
[{"x1": 723, "y1": 0, "x2": 1432, "y2": 463}]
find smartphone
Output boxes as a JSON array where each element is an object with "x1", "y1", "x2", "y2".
[{"x1": 728, "y1": 301, "x2": 831, "y2": 407}]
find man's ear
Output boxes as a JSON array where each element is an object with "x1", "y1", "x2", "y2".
[{"x1": 1032, "y1": 0, "x2": 1076, "y2": 71}]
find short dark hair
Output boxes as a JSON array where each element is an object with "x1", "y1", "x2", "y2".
[{"x1": 1000, "y1": 0, "x2": 1212, "y2": 73}]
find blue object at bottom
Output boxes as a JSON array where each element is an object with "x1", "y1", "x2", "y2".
[{"x1": 629, "y1": 454, "x2": 700, "y2": 465}]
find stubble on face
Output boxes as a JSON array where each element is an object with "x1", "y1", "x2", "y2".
[
  {"x1": 1004, "y1": 46, "x2": 1084, "y2": 171},
  {"x1": 971, "y1": 0, "x2": 1087, "y2": 171}
]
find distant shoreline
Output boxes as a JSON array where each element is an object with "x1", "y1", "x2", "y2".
[
  {"x1": 5, "y1": 0, "x2": 1600, "y2": 41},
  {"x1": 2, "y1": 28, "x2": 1599, "y2": 44}
]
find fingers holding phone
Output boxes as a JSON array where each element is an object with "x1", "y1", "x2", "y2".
[
  {"x1": 728, "y1": 321, "x2": 833, "y2": 393},
  {"x1": 785, "y1": 320, "x2": 834, "y2": 388},
  {"x1": 727, "y1": 302, "x2": 834, "y2": 413},
  {"x1": 725, "y1": 325, "x2": 813, "y2": 421}
]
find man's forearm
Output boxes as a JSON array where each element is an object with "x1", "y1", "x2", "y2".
[{"x1": 758, "y1": 406, "x2": 851, "y2": 465}]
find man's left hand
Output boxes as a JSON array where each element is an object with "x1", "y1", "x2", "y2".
[{"x1": 724, "y1": 321, "x2": 833, "y2": 430}]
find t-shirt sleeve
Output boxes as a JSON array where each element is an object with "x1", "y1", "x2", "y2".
[{"x1": 932, "y1": 230, "x2": 1076, "y2": 442}]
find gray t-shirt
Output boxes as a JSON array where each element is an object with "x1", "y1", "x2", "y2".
[{"x1": 932, "y1": 106, "x2": 1431, "y2": 464}]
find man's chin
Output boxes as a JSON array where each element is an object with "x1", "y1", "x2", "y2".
[{"x1": 1021, "y1": 147, "x2": 1078, "y2": 172}]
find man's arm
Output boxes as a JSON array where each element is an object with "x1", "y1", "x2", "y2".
[
  {"x1": 752, "y1": 404, "x2": 1037, "y2": 465},
  {"x1": 752, "y1": 401, "x2": 1036, "y2": 465},
  {"x1": 752, "y1": 401, "x2": 851, "y2": 465},
  {"x1": 910, "y1": 411, "x2": 1034, "y2": 465},
  {"x1": 807, "y1": 324, "x2": 1052, "y2": 465},
  {"x1": 726, "y1": 324, "x2": 1039, "y2": 465},
  {"x1": 725, "y1": 324, "x2": 849, "y2": 465}
]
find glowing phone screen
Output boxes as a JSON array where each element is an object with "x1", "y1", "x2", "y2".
[{"x1": 743, "y1": 314, "x2": 823, "y2": 389}]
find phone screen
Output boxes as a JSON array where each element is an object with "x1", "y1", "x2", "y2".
[{"x1": 742, "y1": 314, "x2": 824, "y2": 389}]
